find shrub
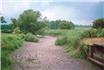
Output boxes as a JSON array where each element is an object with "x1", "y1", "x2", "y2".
[
  {"x1": 13, "y1": 27, "x2": 21, "y2": 34},
  {"x1": 18, "y1": 33, "x2": 26, "y2": 39},
  {"x1": 72, "y1": 43, "x2": 88, "y2": 59},
  {"x1": 55, "y1": 36, "x2": 67, "y2": 46},
  {"x1": 1, "y1": 35, "x2": 24, "y2": 50},
  {"x1": 1, "y1": 34, "x2": 24, "y2": 70},
  {"x1": 24, "y1": 33, "x2": 38, "y2": 42},
  {"x1": 54, "y1": 29, "x2": 86, "y2": 58}
]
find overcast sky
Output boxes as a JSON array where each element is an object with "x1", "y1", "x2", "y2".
[{"x1": 0, "y1": 0, "x2": 104, "y2": 25}]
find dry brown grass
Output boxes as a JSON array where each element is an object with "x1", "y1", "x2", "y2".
[{"x1": 82, "y1": 38, "x2": 104, "y2": 46}]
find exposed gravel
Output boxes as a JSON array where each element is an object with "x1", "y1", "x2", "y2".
[{"x1": 11, "y1": 36, "x2": 103, "y2": 70}]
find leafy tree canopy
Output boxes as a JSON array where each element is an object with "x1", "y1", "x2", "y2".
[
  {"x1": 48, "y1": 20, "x2": 75, "y2": 29},
  {"x1": 0, "y1": 16, "x2": 7, "y2": 23},
  {"x1": 92, "y1": 18, "x2": 104, "y2": 29},
  {"x1": 17, "y1": 9, "x2": 46, "y2": 34}
]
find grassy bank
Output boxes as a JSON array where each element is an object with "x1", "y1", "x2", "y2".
[
  {"x1": 1, "y1": 33, "x2": 24, "y2": 70},
  {"x1": 59, "y1": 30, "x2": 87, "y2": 58}
]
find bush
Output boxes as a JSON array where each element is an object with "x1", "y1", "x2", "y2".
[
  {"x1": 13, "y1": 27, "x2": 21, "y2": 34},
  {"x1": 1, "y1": 34, "x2": 24, "y2": 50},
  {"x1": 1, "y1": 34, "x2": 24, "y2": 70},
  {"x1": 71, "y1": 43, "x2": 88, "y2": 59},
  {"x1": 53, "y1": 29, "x2": 87, "y2": 58},
  {"x1": 55, "y1": 36, "x2": 67, "y2": 46},
  {"x1": 24, "y1": 33, "x2": 38, "y2": 42}
]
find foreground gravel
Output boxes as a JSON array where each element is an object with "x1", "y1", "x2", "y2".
[{"x1": 11, "y1": 36, "x2": 103, "y2": 70}]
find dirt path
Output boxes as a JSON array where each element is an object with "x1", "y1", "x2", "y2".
[{"x1": 11, "y1": 36, "x2": 102, "y2": 70}]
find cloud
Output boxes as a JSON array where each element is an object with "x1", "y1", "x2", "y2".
[
  {"x1": 41, "y1": 2, "x2": 102, "y2": 25},
  {"x1": 2, "y1": 0, "x2": 32, "y2": 17},
  {"x1": 1, "y1": 0, "x2": 103, "y2": 25},
  {"x1": 42, "y1": 6, "x2": 77, "y2": 20},
  {"x1": 56, "y1": 0, "x2": 100, "y2": 2},
  {"x1": 1, "y1": 0, "x2": 52, "y2": 17}
]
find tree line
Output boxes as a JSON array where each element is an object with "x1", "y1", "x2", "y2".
[{"x1": 0, "y1": 9, "x2": 104, "y2": 34}]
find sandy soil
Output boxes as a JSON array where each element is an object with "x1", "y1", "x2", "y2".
[{"x1": 11, "y1": 36, "x2": 103, "y2": 70}]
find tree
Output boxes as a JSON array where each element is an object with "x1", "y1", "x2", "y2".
[
  {"x1": 92, "y1": 18, "x2": 104, "y2": 29},
  {"x1": 11, "y1": 18, "x2": 17, "y2": 29},
  {"x1": 48, "y1": 20, "x2": 60, "y2": 29},
  {"x1": 48, "y1": 20, "x2": 74, "y2": 29},
  {"x1": 17, "y1": 9, "x2": 46, "y2": 34},
  {"x1": 59, "y1": 20, "x2": 75, "y2": 29},
  {"x1": 0, "y1": 16, "x2": 7, "y2": 23},
  {"x1": 41, "y1": 17, "x2": 49, "y2": 28}
]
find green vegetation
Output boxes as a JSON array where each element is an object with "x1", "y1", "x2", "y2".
[
  {"x1": 45, "y1": 29, "x2": 87, "y2": 58},
  {"x1": 24, "y1": 33, "x2": 39, "y2": 42},
  {"x1": 45, "y1": 29, "x2": 69, "y2": 36},
  {"x1": 12, "y1": 27, "x2": 21, "y2": 34},
  {"x1": 1, "y1": 10, "x2": 47, "y2": 35},
  {"x1": 92, "y1": 18, "x2": 104, "y2": 29},
  {"x1": 46, "y1": 18, "x2": 104, "y2": 59},
  {"x1": 75, "y1": 25, "x2": 91, "y2": 29},
  {"x1": 1, "y1": 34, "x2": 24, "y2": 70},
  {"x1": 83, "y1": 29, "x2": 104, "y2": 38},
  {"x1": 55, "y1": 36, "x2": 67, "y2": 46},
  {"x1": 0, "y1": 16, "x2": 7, "y2": 23},
  {"x1": 1, "y1": 32, "x2": 40, "y2": 70},
  {"x1": 48, "y1": 20, "x2": 60, "y2": 29},
  {"x1": 48, "y1": 20, "x2": 75, "y2": 29},
  {"x1": 1, "y1": 24, "x2": 12, "y2": 33},
  {"x1": 17, "y1": 9, "x2": 46, "y2": 34},
  {"x1": 45, "y1": 28, "x2": 104, "y2": 59},
  {"x1": 59, "y1": 21, "x2": 74, "y2": 29},
  {"x1": 1, "y1": 9, "x2": 104, "y2": 70}
]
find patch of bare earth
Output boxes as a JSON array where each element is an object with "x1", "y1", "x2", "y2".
[{"x1": 11, "y1": 36, "x2": 102, "y2": 70}]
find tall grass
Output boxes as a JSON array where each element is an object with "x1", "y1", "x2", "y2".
[
  {"x1": 59, "y1": 30, "x2": 87, "y2": 58},
  {"x1": 1, "y1": 33, "x2": 24, "y2": 70},
  {"x1": 24, "y1": 33, "x2": 39, "y2": 42}
]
